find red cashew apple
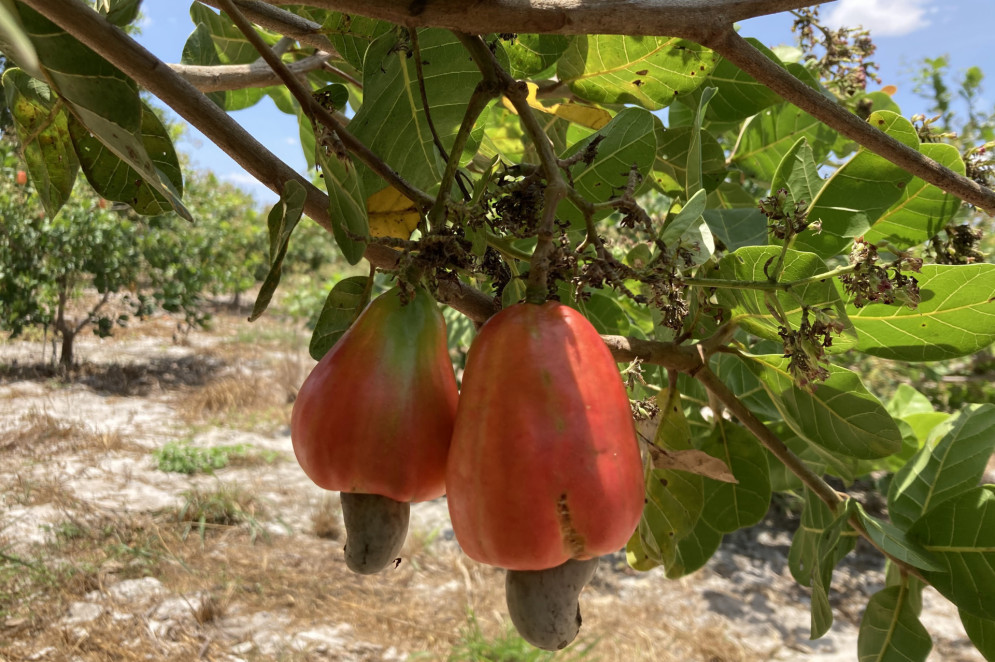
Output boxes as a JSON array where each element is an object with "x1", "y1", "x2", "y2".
[
  {"x1": 446, "y1": 300, "x2": 645, "y2": 649},
  {"x1": 291, "y1": 285, "x2": 458, "y2": 573}
]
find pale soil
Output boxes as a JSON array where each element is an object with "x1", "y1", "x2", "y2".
[{"x1": 0, "y1": 311, "x2": 986, "y2": 662}]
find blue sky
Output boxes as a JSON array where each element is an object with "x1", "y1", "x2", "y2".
[{"x1": 133, "y1": 1, "x2": 994, "y2": 207}]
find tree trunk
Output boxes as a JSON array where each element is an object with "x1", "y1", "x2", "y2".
[{"x1": 59, "y1": 327, "x2": 76, "y2": 369}]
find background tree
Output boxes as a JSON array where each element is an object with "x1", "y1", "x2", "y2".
[{"x1": 1, "y1": 0, "x2": 994, "y2": 659}]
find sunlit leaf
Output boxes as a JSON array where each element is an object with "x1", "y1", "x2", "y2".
[
  {"x1": 857, "y1": 585, "x2": 932, "y2": 662},
  {"x1": 558, "y1": 35, "x2": 717, "y2": 110},
  {"x1": 846, "y1": 264, "x2": 995, "y2": 361},
  {"x1": 309, "y1": 276, "x2": 371, "y2": 361}
]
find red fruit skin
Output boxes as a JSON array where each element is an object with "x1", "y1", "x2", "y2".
[
  {"x1": 446, "y1": 301, "x2": 645, "y2": 571},
  {"x1": 15, "y1": 170, "x2": 27, "y2": 186},
  {"x1": 290, "y1": 287, "x2": 458, "y2": 503}
]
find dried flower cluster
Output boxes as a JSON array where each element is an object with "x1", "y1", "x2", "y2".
[
  {"x1": 792, "y1": 7, "x2": 880, "y2": 99},
  {"x1": 760, "y1": 188, "x2": 814, "y2": 240},
  {"x1": 840, "y1": 238, "x2": 922, "y2": 308},
  {"x1": 779, "y1": 306, "x2": 846, "y2": 390}
]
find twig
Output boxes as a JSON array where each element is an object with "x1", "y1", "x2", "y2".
[
  {"x1": 410, "y1": 29, "x2": 450, "y2": 165},
  {"x1": 427, "y1": 82, "x2": 501, "y2": 230}
]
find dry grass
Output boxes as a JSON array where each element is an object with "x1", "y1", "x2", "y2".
[
  {"x1": 0, "y1": 409, "x2": 135, "y2": 459},
  {"x1": 310, "y1": 494, "x2": 341, "y2": 541}
]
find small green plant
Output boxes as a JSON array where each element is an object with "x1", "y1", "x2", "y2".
[
  {"x1": 446, "y1": 611, "x2": 598, "y2": 662},
  {"x1": 152, "y1": 440, "x2": 276, "y2": 474}
]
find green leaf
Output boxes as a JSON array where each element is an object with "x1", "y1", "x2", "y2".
[
  {"x1": 189, "y1": 3, "x2": 274, "y2": 64},
  {"x1": 792, "y1": 111, "x2": 918, "y2": 258},
  {"x1": 846, "y1": 264, "x2": 995, "y2": 362},
  {"x1": 633, "y1": 388, "x2": 704, "y2": 569},
  {"x1": 181, "y1": 22, "x2": 228, "y2": 108},
  {"x1": 249, "y1": 180, "x2": 307, "y2": 322},
  {"x1": 349, "y1": 29, "x2": 482, "y2": 197},
  {"x1": 0, "y1": 0, "x2": 38, "y2": 76},
  {"x1": 850, "y1": 502, "x2": 942, "y2": 572},
  {"x1": 659, "y1": 188, "x2": 707, "y2": 246},
  {"x1": 960, "y1": 609, "x2": 995, "y2": 661},
  {"x1": 698, "y1": 421, "x2": 772, "y2": 533},
  {"x1": 888, "y1": 404, "x2": 995, "y2": 529},
  {"x1": 702, "y1": 208, "x2": 767, "y2": 251},
  {"x1": 863, "y1": 143, "x2": 966, "y2": 250},
  {"x1": 94, "y1": 0, "x2": 141, "y2": 27},
  {"x1": 2, "y1": 68, "x2": 78, "y2": 217},
  {"x1": 686, "y1": 86, "x2": 716, "y2": 198},
  {"x1": 788, "y1": 490, "x2": 854, "y2": 639},
  {"x1": 909, "y1": 485, "x2": 995, "y2": 620},
  {"x1": 857, "y1": 585, "x2": 932, "y2": 662},
  {"x1": 69, "y1": 101, "x2": 184, "y2": 217},
  {"x1": 712, "y1": 246, "x2": 856, "y2": 351},
  {"x1": 506, "y1": 34, "x2": 572, "y2": 78},
  {"x1": 733, "y1": 102, "x2": 837, "y2": 182},
  {"x1": 558, "y1": 107, "x2": 658, "y2": 225},
  {"x1": 665, "y1": 516, "x2": 723, "y2": 579},
  {"x1": 316, "y1": 146, "x2": 369, "y2": 265},
  {"x1": 770, "y1": 137, "x2": 822, "y2": 213},
  {"x1": 580, "y1": 290, "x2": 630, "y2": 336},
  {"x1": 557, "y1": 36, "x2": 717, "y2": 110},
  {"x1": 309, "y1": 276, "x2": 371, "y2": 361},
  {"x1": 16, "y1": 5, "x2": 190, "y2": 220},
  {"x1": 324, "y1": 12, "x2": 393, "y2": 72},
  {"x1": 886, "y1": 384, "x2": 935, "y2": 419},
  {"x1": 705, "y1": 39, "x2": 783, "y2": 122},
  {"x1": 742, "y1": 354, "x2": 903, "y2": 460},
  {"x1": 651, "y1": 123, "x2": 726, "y2": 195}
]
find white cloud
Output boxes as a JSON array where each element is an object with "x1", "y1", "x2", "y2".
[
  {"x1": 221, "y1": 172, "x2": 262, "y2": 188},
  {"x1": 823, "y1": 0, "x2": 931, "y2": 37}
]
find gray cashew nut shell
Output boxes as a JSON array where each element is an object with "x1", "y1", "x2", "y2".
[
  {"x1": 340, "y1": 492, "x2": 409, "y2": 575},
  {"x1": 505, "y1": 557, "x2": 600, "y2": 651}
]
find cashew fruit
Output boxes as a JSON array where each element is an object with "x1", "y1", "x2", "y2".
[
  {"x1": 505, "y1": 558, "x2": 599, "y2": 651},
  {"x1": 340, "y1": 492, "x2": 409, "y2": 575},
  {"x1": 291, "y1": 285, "x2": 458, "y2": 573},
  {"x1": 291, "y1": 285, "x2": 458, "y2": 503},
  {"x1": 447, "y1": 301, "x2": 644, "y2": 571}
]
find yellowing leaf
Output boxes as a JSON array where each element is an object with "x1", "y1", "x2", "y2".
[
  {"x1": 366, "y1": 185, "x2": 421, "y2": 239},
  {"x1": 501, "y1": 82, "x2": 611, "y2": 130}
]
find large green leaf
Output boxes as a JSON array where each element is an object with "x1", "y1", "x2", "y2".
[
  {"x1": 250, "y1": 180, "x2": 307, "y2": 321},
  {"x1": 650, "y1": 122, "x2": 726, "y2": 195},
  {"x1": 788, "y1": 489, "x2": 854, "y2": 639},
  {"x1": 189, "y1": 3, "x2": 275, "y2": 64},
  {"x1": 704, "y1": 39, "x2": 782, "y2": 122},
  {"x1": 506, "y1": 34, "x2": 572, "y2": 79},
  {"x1": 323, "y1": 12, "x2": 393, "y2": 72},
  {"x1": 742, "y1": 354, "x2": 903, "y2": 460},
  {"x1": 557, "y1": 35, "x2": 717, "y2": 110},
  {"x1": 348, "y1": 29, "x2": 482, "y2": 197},
  {"x1": 888, "y1": 404, "x2": 995, "y2": 529},
  {"x1": 792, "y1": 111, "x2": 918, "y2": 258},
  {"x1": 961, "y1": 609, "x2": 995, "y2": 662},
  {"x1": 2, "y1": 67, "x2": 78, "y2": 217},
  {"x1": 698, "y1": 421, "x2": 771, "y2": 533},
  {"x1": 857, "y1": 585, "x2": 932, "y2": 662},
  {"x1": 712, "y1": 246, "x2": 856, "y2": 351},
  {"x1": 309, "y1": 276, "x2": 371, "y2": 361},
  {"x1": 0, "y1": 0, "x2": 38, "y2": 75},
  {"x1": 665, "y1": 514, "x2": 723, "y2": 579},
  {"x1": 558, "y1": 107, "x2": 657, "y2": 225},
  {"x1": 579, "y1": 290, "x2": 630, "y2": 336},
  {"x1": 909, "y1": 485, "x2": 995, "y2": 620},
  {"x1": 16, "y1": 5, "x2": 189, "y2": 220},
  {"x1": 846, "y1": 264, "x2": 995, "y2": 361},
  {"x1": 631, "y1": 388, "x2": 704, "y2": 569},
  {"x1": 862, "y1": 143, "x2": 966, "y2": 249},
  {"x1": 770, "y1": 137, "x2": 822, "y2": 213},
  {"x1": 316, "y1": 145, "x2": 369, "y2": 265},
  {"x1": 69, "y1": 102, "x2": 183, "y2": 217},
  {"x1": 732, "y1": 102, "x2": 836, "y2": 182},
  {"x1": 850, "y1": 502, "x2": 942, "y2": 572}
]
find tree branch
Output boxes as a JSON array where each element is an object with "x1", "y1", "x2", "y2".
[
  {"x1": 170, "y1": 53, "x2": 330, "y2": 92},
  {"x1": 704, "y1": 28, "x2": 995, "y2": 214},
  {"x1": 278, "y1": 0, "x2": 822, "y2": 39},
  {"x1": 197, "y1": 0, "x2": 338, "y2": 53}
]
